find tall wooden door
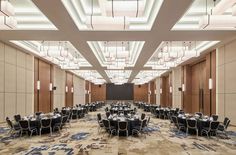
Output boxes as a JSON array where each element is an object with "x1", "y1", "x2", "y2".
[
  {"x1": 34, "y1": 59, "x2": 53, "y2": 113},
  {"x1": 65, "y1": 72, "x2": 73, "y2": 107},
  {"x1": 191, "y1": 61, "x2": 206, "y2": 113}
]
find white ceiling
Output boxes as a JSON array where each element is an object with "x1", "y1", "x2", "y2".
[{"x1": 1, "y1": 0, "x2": 236, "y2": 84}]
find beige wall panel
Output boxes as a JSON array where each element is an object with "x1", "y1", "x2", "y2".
[
  {"x1": 16, "y1": 93, "x2": 26, "y2": 116},
  {"x1": 0, "y1": 62, "x2": 4, "y2": 93},
  {"x1": 218, "y1": 46, "x2": 225, "y2": 66},
  {"x1": 225, "y1": 94, "x2": 236, "y2": 125},
  {"x1": 0, "y1": 93, "x2": 4, "y2": 122},
  {"x1": 5, "y1": 45, "x2": 16, "y2": 65},
  {"x1": 217, "y1": 66, "x2": 225, "y2": 94},
  {"x1": 5, "y1": 64, "x2": 16, "y2": 93},
  {"x1": 17, "y1": 51, "x2": 26, "y2": 68},
  {"x1": 17, "y1": 67, "x2": 26, "y2": 93},
  {"x1": 0, "y1": 42, "x2": 4, "y2": 62},
  {"x1": 26, "y1": 54, "x2": 34, "y2": 71},
  {"x1": 225, "y1": 61, "x2": 236, "y2": 94},
  {"x1": 225, "y1": 40, "x2": 236, "y2": 64},
  {"x1": 26, "y1": 70, "x2": 34, "y2": 93},
  {"x1": 5, "y1": 93, "x2": 16, "y2": 118},
  {"x1": 26, "y1": 93, "x2": 34, "y2": 115},
  {"x1": 217, "y1": 93, "x2": 225, "y2": 121}
]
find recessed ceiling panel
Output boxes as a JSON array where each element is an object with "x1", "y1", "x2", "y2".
[
  {"x1": 10, "y1": 40, "x2": 91, "y2": 69},
  {"x1": 88, "y1": 41, "x2": 144, "y2": 69},
  {"x1": 145, "y1": 41, "x2": 219, "y2": 70},
  {"x1": 173, "y1": 0, "x2": 236, "y2": 30},
  {"x1": 105, "y1": 70, "x2": 131, "y2": 84},
  {"x1": 10, "y1": 0, "x2": 57, "y2": 30},
  {"x1": 61, "y1": 0, "x2": 163, "y2": 31},
  {"x1": 72, "y1": 70, "x2": 105, "y2": 84},
  {"x1": 132, "y1": 70, "x2": 166, "y2": 85}
]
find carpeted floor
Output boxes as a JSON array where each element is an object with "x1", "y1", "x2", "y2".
[{"x1": 0, "y1": 107, "x2": 236, "y2": 155}]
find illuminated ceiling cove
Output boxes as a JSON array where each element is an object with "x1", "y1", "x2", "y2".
[
  {"x1": 88, "y1": 41, "x2": 145, "y2": 69},
  {"x1": 61, "y1": 0, "x2": 163, "y2": 31}
]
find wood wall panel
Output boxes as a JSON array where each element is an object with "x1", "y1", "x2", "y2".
[
  {"x1": 34, "y1": 59, "x2": 53, "y2": 113},
  {"x1": 150, "y1": 81, "x2": 155, "y2": 104},
  {"x1": 160, "y1": 77, "x2": 167, "y2": 107},
  {"x1": 182, "y1": 65, "x2": 192, "y2": 113},
  {"x1": 65, "y1": 72, "x2": 73, "y2": 107},
  {"x1": 182, "y1": 50, "x2": 216, "y2": 115},
  {"x1": 91, "y1": 84, "x2": 106, "y2": 102},
  {"x1": 85, "y1": 81, "x2": 90, "y2": 103},
  {"x1": 134, "y1": 84, "x2": 148, "y2": 102}
]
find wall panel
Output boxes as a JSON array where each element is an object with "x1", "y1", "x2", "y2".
[
  {"x1": 91, "y1": 84, "x2": 106, "y2": 102},
  {"x1": 0, "y1": 42, "x2": 34, "y2": 122},
  {"x1": 134, "y1": 84, "x2": 148, "y2": 102}
]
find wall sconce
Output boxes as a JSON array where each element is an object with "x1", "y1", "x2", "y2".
[
  {"x1": 37, "y1": 81, "x2": 40, "y2": 90},
  {"x1": 65, "y1": 86, "x2": 68, "y2": 93},
  {"x1": 209, "y1": 78, "x2": 213, "y2": 90},
  {"x1": 182, "y1": 84, "x2": 185, "y2": 92},
  {"x1": 169, "y1": 86, "x2": 173, "y2": 93},
  {"x1": 160, "y1": 88, "x2": 162, "y2": 94},
  {"x1": 71, "y1": 87, "x2": 74, "y2": 93},
  {"x1": 154, "y1": 89, "x2": 157, "y2": 94},
  {"x1": 49, "y1": 83, "x2": 53, "y2": 91},
  {"x1": 148, "y1": 90, "x2": 151, "y2": 95}
]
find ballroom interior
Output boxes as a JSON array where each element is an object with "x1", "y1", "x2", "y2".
[{"x1": 1, "y1": 0, "x2": 236, "y2": 155}]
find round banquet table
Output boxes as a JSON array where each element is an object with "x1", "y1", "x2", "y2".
[
  {"x1": 22, "y1": 115, "x2": 62, "y2": 134},
  {"x1": 108, "y1": 115, "x2": 141, "y2": 136},
  {"x1": 177, "y1": 116, "x2": 211, "y2": 135}
]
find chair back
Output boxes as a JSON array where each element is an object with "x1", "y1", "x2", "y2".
[
  {"x1": 186, "y1": 119, "x2": 197, "y2": 128},
  {"x1": 97, "y1": 113, "x2": 102, "y2": 121},
  {"x1": 35, "y1": 112, "x2": 42, "y2": 116},
  {"x1": 141, "y1": 119, "x2": 147, "y2": 128},
  {"x1": 106, "y1": 112, "x2": 110, "y2": 118},
  {"x1": 72, "y1": 109, "x2": 77, "y2": 115},
  {"x1": 210, "y1": 121, "x2": 220, "y2": 130},
  {"x1": 195, "y1": 112, "x2": 203, "y2": 118},
  {"x1": 19, "y1": 120, "x2": 29, "y2": 130},
  {"x1": 62, "y1": 115, "x2": 69, "y2": 124},
  {"x1": 102, "y1": 119, "x2": 110, "y2": 129},
  {"x1": 147, "y1": 116, "x2": 150, "y2": 125},
  {"x1": 211, "y1": 115, "x2": 218, "y2": 121},
  {"x1": 6, "y1": 117, "x2": 13, "y2": 129},
  {"x1": 225, "y1": 119, "x2": 231, "y2": 129},
  {"x1": 40, "y1": 118, "x2": 52, "y2": 128},
  {"x1": 118, "y1": 121, "x2": 128, "y2": 130},
  {"x1": 223, "y1": 117, "x2": 229, "y2": 126},
  {"x1": 141, "y1": 113, "x2": 146, "y2": 120},
  {"x1": 14, "y1": 114, "x2": 21, "y2": 122}
]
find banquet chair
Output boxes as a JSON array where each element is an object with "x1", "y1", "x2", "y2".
[
  {"x1": 195, "y1": 112, "x2": 203, "y2": 118},
  {"x1": 19, "y1": 120, "x2": 38, "y2": 138},
  {"x1": 211, "y1": 114, "x2": 219, "y2": 121},
  {"x1": 171, "y1": 116, "x2": 186, "y2": 133},
  {"x1": 40, "y1": 118, "x2": 52, "y2": 136},
  {"x1": 53, "y1": 116, "x2": 63, "y2": 132},
  {"x1": 6, "y1": 117, "x2": 20, "y2": 137},
  {"x1": 14, "y1": 114, "x2": 21, "y2": 123},
  {"x1": 201, "y1": 121, "x2": 219, "y2": 138},
  {"x1": 141, "y1": 113, "x2": 146, "y2": 120},
  {"x1": 97, "y1": 113, "x2": 104, "y2": 132},
  {"x1": 35, "y1": 112, "x2": 43, "y2": 116},
  {"x1": 186, "y1": 119, "x2": 198, "y2": 136},
  {"x1": 159, "y1": 109, "x2": 165, "y2": 119},
  {"x1": 71, "y1": 109, "x2": 78, "y2": 120},
  {"x1": 147, "y1": 116, "x2": 151, "y2": 127},
  {"x1": 118, "y1": 121, "x2": 128, "y2": 137},
  {"x1": 102, "y1": 119, "x2": 116, "y2": 137},
  {"x1": 106, "y1": 112, "x2": 111, "y2": 118},
  {"x1": 217, "y1": 117, "x2": 230, "y2": 137},
  {"x1": 132, "y1": 119, "x2": 147, "y2": 138}
]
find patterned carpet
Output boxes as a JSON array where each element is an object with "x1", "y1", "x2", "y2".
[{"x1": 0, "y1": 107, "x2": 236, "y2": 155}]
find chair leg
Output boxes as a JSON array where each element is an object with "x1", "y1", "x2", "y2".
[
  {"x1": 196, "y1": 129, "x2": 198, "y2": 137},
  {"x1": 40, "y1": 129, "x2": 42, "y2": 136},
  {"x1": 186, "y1": 128, "x2": 188, "y2": 136},
  {"x1": 50, "y1": 127, "x2": 52, "y2": 136}
]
